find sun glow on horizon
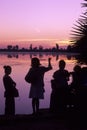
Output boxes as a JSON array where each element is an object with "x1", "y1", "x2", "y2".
[
  {"x1": 58, "y1": 40, "x2": 70, "y2": 46},
  {"x1": 0, "y1": 0, "x2": 82, "y2": 48},
  {"x1": 0, "y1": 38, "x2": 70, "y2": 49}
]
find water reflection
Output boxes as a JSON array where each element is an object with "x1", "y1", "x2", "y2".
[
  {"x1": 4, "y1": 52, "x2": 76, "y2": 61},
  {"x1": 7, "y1": 54, "x2": 19, "y2": 58},
  {"x1": 0, "y1": 52, "x2": 81, "y2": 115}
]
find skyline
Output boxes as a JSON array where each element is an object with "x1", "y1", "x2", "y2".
[{"x1": 0, "y1": 0, "x2": 83, "y2": 48}]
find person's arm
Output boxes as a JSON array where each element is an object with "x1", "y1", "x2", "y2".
[
  {"x1": 48, "y1": 58, "x2": 52, "y2": 69},
  {"x1": 42, "y1": 58, "x2": 52, "y2": 72}
]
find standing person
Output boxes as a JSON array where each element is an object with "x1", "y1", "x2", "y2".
[
  {"x1": 70, "y1": 65, "x2": 81, "y2": 109},
  {"x1": 3, "y1": 65, "x2": 19, "y2": 115},
  {"x1": 79, "y1": 67, "x2": 87, "y2": 114},
  {"x1": 50, "y1": 60, "x2": 69, "y2": 112},
  {"x1": 25, "y1": 57, "x2": 52, "y2": 115}
]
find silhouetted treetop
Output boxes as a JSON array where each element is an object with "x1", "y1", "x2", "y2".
[{"x1": 70, "y1": 0, "x2": 87, "y2": 54}]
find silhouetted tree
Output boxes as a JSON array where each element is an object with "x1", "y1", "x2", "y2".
[
  {"x1": 33, "y1": 47, "x2": 37, "y2": 51},
  {"x1": 7, "y1": 45, "x2": 12, "y2": 50},
  {"x1": 70, "y1": 0, "x2": 87, "y2": 53},
  {"x1": 56, "y1": 43, "x2": 59, "y2": 51},
  {"x1": 15, "y1": 45, "x2": 19, "y2": 50},
  {"x1": 29, "y1": 44, "x2": 32, "y2": 51},
  {"x1": 13, "y1": 45, "x2": 19, "y2": 50},
  {"x1": 67, "y1": 45, "x2": 72, "y2": 51},
  {"x1": 39, "y1": 45, "x2": 43, "y2": 51}
]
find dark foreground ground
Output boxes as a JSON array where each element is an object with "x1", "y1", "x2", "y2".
[{"x1": 0, "y1": 108, "x2": 87, "y2": 130}]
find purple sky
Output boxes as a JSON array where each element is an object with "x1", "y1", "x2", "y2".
[{"x1": 0, "y1": 0, "x2": 83, "y2": 48}]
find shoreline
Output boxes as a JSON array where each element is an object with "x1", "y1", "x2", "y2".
[
  {"x1": 0, "y1": 108, "x2": 86, "y2": 130},
  {"x1": 0, "y1": 51, "x2": 79, "y2": 56}
]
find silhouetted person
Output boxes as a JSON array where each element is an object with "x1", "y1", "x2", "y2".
[
  {"x1": 70, "y1": 65, "x2": 81, "y2": 110},
  {"x1": 80, "y1": 67, "x2": 87, "y2": 115},
  {"x1": 25, "y1": 57, "x2": 52, "y2": 115},
  {"x1": 50, "y1": 60, "x2": 69, "y2": 112},
  {"x1": 81, "y1": 67, "x2": 87, "y2": 86},
  {"x1": 3, "y1": 65, "x2": 18, "y2": 115}
]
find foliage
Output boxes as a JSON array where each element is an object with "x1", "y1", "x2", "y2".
[{"x1": 70, "y1": 0, "x2": 87, "y2": 53}]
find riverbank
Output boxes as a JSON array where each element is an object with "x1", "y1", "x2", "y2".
[{"x1": 0, "y1": 108, "x2": 86, "y2": 130}]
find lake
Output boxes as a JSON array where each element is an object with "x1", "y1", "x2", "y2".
[{"x1": 0, "y1": 52, "x2": 85, "y2": 115}]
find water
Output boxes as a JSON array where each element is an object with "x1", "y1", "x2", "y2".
[{"x1": 0, "y1": 52, "x2": 82, "y2": 115}]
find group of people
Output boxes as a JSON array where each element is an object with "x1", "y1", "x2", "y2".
[
  {"x1": 3, "y1": 57, "x2": 87, "y2": 116},
  {"x1": 50, "y1": 61, "x2": 87, "y2": 114}
]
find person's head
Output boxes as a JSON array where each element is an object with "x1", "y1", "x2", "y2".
[
  {"x1": 3, "y1": 65, "x2": 12, "y2": 75},
  {"x1": 73, "y1": 65, "x2": 81, "y2": 73},
  {"x1": 59, "y1": 60, "x2": 66, "y2": 70},
  {"x1": 31, "y1": 57, "x2": 41, "y2": 68}
]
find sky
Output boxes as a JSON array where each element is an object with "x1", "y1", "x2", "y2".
[{"x1": 0, "y1": 0, "x2": 84, "y2": 48}]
